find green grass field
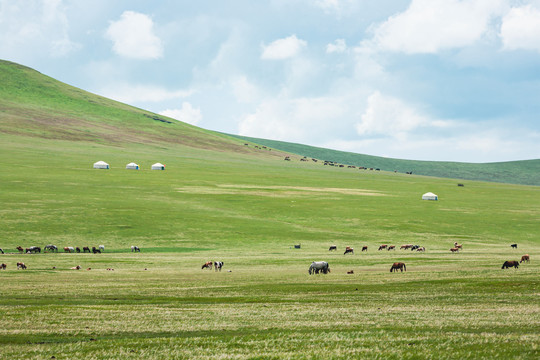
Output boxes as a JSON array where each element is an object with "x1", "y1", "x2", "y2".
[{"x1": 0, "y1": 60, "x2": 539, "y2": 359}]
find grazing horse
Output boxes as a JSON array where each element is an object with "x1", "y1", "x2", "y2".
[
  {"x1": 378, "y1": 244, "x2": 388, "y2": 251},
  {"x1": 92, "y1": 247, "x2": 101, "y2": 254},
  {"x1": 511, "y1": 244, "x2": 518, "y2": 249},
  {"x1": 347, "y1": 270, "x2": 354, "y2": 274},
  {"x1": 202, "y1": 261, "x2": 213, "y2": 270},
  {"x1": 410, "y1": 245, "x2": 420, "y2": 251},
  {"x1": 344, "y1": 247, "x2": 354, "y2": 255},
  {"x1": 450, "y1": 247, "x2": 459, "y2": 253},
  {"x1": 76, "y1": 247, "x2": 81, "y2": 253},
  {"x1": 387, "y1": 245, "x2": 396, "y2": 251},
  {"x1": 131, "y1": 246, "x2": 141, "y2": 252},
  {"x1": 64, "y1": 247, "x2": 75, "y2": 253},
  {"x1": 44, "y1": 245, "x2": 58, "y2": 253},
  {"x1": 309, "y1": 261, "x2": 330, "y2": 274},
  {"x1": 417, "y1": 246, "x2": 426, "y2": 252},
  {"x1": 99, "y1": 245, "x2": 105, "y2": 252},
  {"x1": 16, "y1": 246, "x2": 24, "y2": 253},
  {"x1": 328, "y1": 245, "x2": 337, "y2": 251},
  {"x1": 390, "y1": 262, "x2": 406, "y2": 272},
  {"x1": 362, "y1": 246, "x2": 368, "y2": 252},
  {"x1": 454, "y1": 242, "x2": 463, "y2": 250},
  {"x1": 83, "y1": 247, "x2": 91, "y2": 253},
  {"x1": 502, "y1": 261, "x2": 519, "y2": 269},
  {"x1": 0, "y1": 263, "x2": 6, "y2": 270},
  {"x1": 28, "y1": 246, "x2": 41, "y2": 253},
  {"x1": 520, "y1": 255, "x2": 530, "y2": 263},
  {"x1": 214, "y1": 261, "x2": 224, "y2": 272},
  {"x1": 400, "y1": 244, "x2": 412, "y2": 250},
  {"x1": 0, "y1": 248, "x2": 3, "y2": 254},
  {"x1": 17, "y1": 262, "x2": 27, "y2": 269}
]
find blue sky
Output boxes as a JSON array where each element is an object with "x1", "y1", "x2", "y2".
[{"x1": 1, "y1": 0, "x2": 540, "y2": 162}]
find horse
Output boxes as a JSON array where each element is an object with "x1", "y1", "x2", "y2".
[
  {"x1": 214, "y1": 261, "x2": 224, "y2": 272},
  {"x1": 76, "y1": 247, "x2": 81, "y2": 253},
  {"x1": 329, "y1": 245, "x2": 337, "y2": 251},
  {"x1": 64, "y1": 247, "x2": 74, "y2": 253},
  {"x1": 417, "y1": 246, "x2": 426, "y2": 252},
  {"x1": 390, "y1": 262, "x2": 406, "y2": 272},
  {"x1": 17, "y1": 262, "x2": 27, "y2": 269},
  {"x1": 16, "y1": 246, "x2": 23, "y2": 253},
  {"x1": 501, "y1": 261, "x2": 519, "y2": 269},
  {"x1": 511, "y1": 244, "x2": 517, "y2": 249},
  {"x1": 450, "y1": 247, "x2": 459, "y2": 253},
  {"x1": 400, "y1": 244, "x2": 412, "y2": 250},
  {"x1": 387, "y1": 245, "x2": 396, "y2": 251},
  {"x1": 70, "y1": 265, "x2": 81, "y2": 270},
  {"x1": 347, "y1": 270, "x2": 354, "y2": 274},
  {"x1": 410, "y1": 245, "x2": 420, "y2": 251},
  {"x1": 28, "y1": 246, "x2": 41, "y2": 253},
  {"x1": 344, "y1": 247, "x2": 354, "y2": 255},
  {"x1": 454, "y1": 242, "x2": 463, "y2": 250},
  {"x1": 83, "y1": 246, "x2": 91, "y2": 253},
  {"x1": 44, "y1": 244, "x2": 57, "y2": 253},
  {"x1": 378, "y1": 244, "x2": 388, "y2": 251},
  {"x1": 362, "y1": 246, "x2": 368, "y2": 252},
  {"x1": 0, "y1": 263, "x2": 6, "y2": 270},
  {"x1": 202, "y1": 261, "x2": 213, "y2": 270},
  {"x1": 131, "y1": 246, "x2": 141, "y2": 252},
  {"x1": 309, "y1": 261, "x2": 330, "y2": 274},
  {"x1": 99, "y1": 245, "x2": 105, "y2": 252},
  {"x1": 92, "y1": 247, "x2": 101, "y2": 254},
  {"x1": 0, "y1": 248, "x2": 3, "y2": 254},
  {"x1": 520, "y1": 254, "x2": 530, "y2": 263}
]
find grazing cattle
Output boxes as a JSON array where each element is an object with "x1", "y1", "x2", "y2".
[
  {"x1": 131, "y1": 246, "x2": 141, "y2": 252},
  {"x1": 0, "y1": 248, "x2": 3, "y2": 254},
  {"x1": 347, "y1": 270, "x2": 354, "y2": 274},
  {"x1": 344, "y1": 247, "x2": 354, "y2": 255},
  {"x1": 417, "y1": 247, "x2": 426, "y2": 252},
  {"x1": 0, "y1": 263, "x2": 6, "y2": 270},
  {"x1": 92, "y1": 247, "x2": 101, "y2": 254},
  {"x1": 450, "y1": 247, "x2": 460, "y2": 253},
  {"x1": 76, "y1": 247, "x2": 81, "y2": 253},
  {"x1": 83, "y1": 247, "x2": 91, "y2": 253},
  {"x1": 390, "y1": 262, "x2": 406, "y2": 272},
  {"x1": 400, "y1": 244, "x2": 413, "y2": 250},
  {"x1": 214, "y1": 261, "x2": 224, "y2": 272},
  {"x1": 309, "y1": 261, "x2": 330, "y2": 274},
  {"x1": 16, "y1": 246, "x2": 23, "y2": 253},
  {"x1": 70, "y1": 265, "x2": 81, "y2": 270},
  {"x1": 17, "y1": 262, "x2": 27, "y2": 270},
  {"x1": 378, "y1": 245, "x2": 388, "y2": 251},
  {"x1": 329, "y1": 245, "x2": 337, "y2": 251},
  {"x1": 44, "y1": 244, "x2": 58, "y2": 253},
  {"x1": 362, "y1": 246, "x2": 368, "y2": 252},
  {"x1": 99, "y1": 245, "x2": 105, "y2": 252},
  {"x1": 501, "y1": 261, "x2": 519, "y2": 269},
  {"x1": 511, "y1": 244, "x2": 518, "y2": 249},
  {"x1": 520, "y1": 254, "x2": 530, "y2": 263},
  {"x1": 387, "y1": 245, "x2": 396, "y2": 251},
  {"x1": 202, "y1": 261, "x2": 213, "y2": 270}
]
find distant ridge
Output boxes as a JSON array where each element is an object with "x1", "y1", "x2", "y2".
[{"x1": 229, "y1": 135, "x2": 540, "y2": 186}]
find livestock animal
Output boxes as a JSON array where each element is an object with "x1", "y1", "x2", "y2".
[
  {"x1": 99, "y1": 245, "x2": 105, "y2": 252},
  {"x1": 131, "y1": 246, "x2": 141, "y2": 252},
  {"x1": 83, "y1": 247, "x2": 91, "y2": 253},
  {"x1": 454, "y1": 242, "x2": 463, "y2": 250},
  {"x1": 202, "y1": 261, "x2": 213, "y2": 270},
  {"x1": 378, "y1": 244, "x2": 388, "y2": 251},
  {"x1": 390, "y1": 262, "x2": 406, "y2": 272},
  {"x1": 511, "y1": 244, "x2": 518, "y2": 249},
  {"x1": 92, "y1": 247, "x2": 101, "y2": 254},
  {"x1": 28, "y1": 246, "x2": 41, "y2": 253},
  {"x1": 309, "y1": 261, "x2": 330, "y2": 274},
  {"x1": 387, "y1": 245, "x2": 396, "y2": 251},
  {"x1": 76, "y1": 247, "x2": 81, "y2": 253},
  {"x1": 520, "y1": 255, "x2": 530, "y2": 263},
  {"x1": 417, "y1": 247, "x2": 426, "y2": 252},
  {"x1": 501, "y1": 261, "x2": 519, "y2": 269},
  {"x1": 450, "y1": 247, "x2": 459, "y2": 253},
  {"x1": 410, "y1": 245, "x2": 420, "y2": 251},
  {"x1": 344, "y1": 247, "x2": 354, "y2": 255},
  {"x1": 294, "y1": 244, "x2": 301, "y2": 249},
  {"x1": 44, "y1": 244, "x2": 58, "y2": 253},
  {"x1": 0, "y1": 263, "x2": 6, "y2": 270},
  {"x1": 362, "y1": 246, "x2": 368, "y2": 252},
  {"x1": 16, "y1": 246, "x2": 23, "y2": 253},
  {"x1": 214, "y1": 261, "x2": 224, "y2": 272},
  {"x1": 17, "y1": 262, "x2": 27, "y2": 270},
  {"x1": 0, "y1": 248, "x2": 3, "y2": 254},
  {"x1": 70, "y1": 265, "x2": 81, "y2": 270},
  {"x1": 329, "y1": 245, "x2": 337, "y2": 251},
  {"x1": 347, "y1": 270, "x2": 354, "y2": 274},
  {"x1": 400, "y1": 244, "x2": 413, "y2": 250},
  {"x1": 64, "y1": 247, "x2": 74, "y2": 253}
]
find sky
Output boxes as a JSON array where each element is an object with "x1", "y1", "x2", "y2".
[{"x1": 1, "y1": 0, "x2": 540, "y2": 163}]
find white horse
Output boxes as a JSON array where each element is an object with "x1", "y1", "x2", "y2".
[{"x1": 309, "y1": 261, "x2": 330, "y2": 275}]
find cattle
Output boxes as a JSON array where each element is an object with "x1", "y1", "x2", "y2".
[
  {"x1": 0, "y1": 263, "x2": 6, "y2": 270},
  {"x1": 92, "y1": 247, "x2": 101, "y2": 254},
  {"x1": 450, "y1": 247, "x2": 459, "y2": 253},
  {"x1": 511, "y1": 244, "x2": 518, "y2": 249},
  {"x1": 362, "y1": 246, "x2": 368, "y2": 252},
  {"x1": 202, "y1": 261, "x2": 213, "y2": 270},
  {"x1": 390, "y1": 262, "x2": 406, "y2": 272},
  {"x1": 214, "y1": 261, "x2": 224, "y2": 272},
  {"x1": 131, "y1": 246, "x2": 141, "y2": 252},
  {"x1": 520, "y1": 254, "x2": 530, "y2": 263},
  {"x1": 70, "y1": 265, "x2": 81, "y2": 270},
  {"x1": 83, "y1": 247, "x2": 91, "y2": 253},
  {"x1": 501, "y1": 261, "x2": 519, "y2": 269},
  {"x1": 17, "y1": 262, "x2": 27, "y2": 270},
  {"x1": 328, "y1": 245, "x2": 337, "y2": 251},
  {"x1": 344, "y1": 247, "x2": 354, "y2": 255},
  {"x1": 378, "y1": 245, "x2": 388, "y2": 251},
  {"x1": 400, "y1": 244, "x2": 413, "y2": 250},
  {"x1": 387, "y1": 245, "x2": 396, "y2": 251},
  {"x1": 309, "y1": 261, "x2": 330, "y2": 274}
]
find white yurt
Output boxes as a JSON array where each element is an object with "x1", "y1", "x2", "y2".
[
  {"x1": 93, "y1": 161, "x2": 110, "y2": 169},
  {"x1": 151, "y1": 162, "x2": 165, "y2": 170},
  {"x1": 126, "y1": 162, "x2": 139, "y2": 170},
  {"x1": 422, "y1": 192, "x2": 438, "y2": 201}
]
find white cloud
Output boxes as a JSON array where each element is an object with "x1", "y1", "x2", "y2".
[
  {"x1": 231, "y1": 76, "x2": 261, "y2": 104},
  {"x1": 160, "y1": 102, "x2": 202, "y2": 125},
  {"x1": 326, "y1": 39, "x2": 347, "y2": 53},
  {"x1": 106, "y1": 11, "x2": 163, "y2": 59},
  {"x1": 98, "y1": 83, "x2": 193, "y2": 103},
  {"x1": 365, "y1": 0, "x2": 506, "y2": 54},
  {"x1": 500, "y1": 5, "x2": 540, "y2": 52},
  {"x1": 261, "y1": 35, "x2": 307, "y2": 60}
]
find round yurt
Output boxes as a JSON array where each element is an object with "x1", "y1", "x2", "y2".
[
  {"x1": 126, "y1": 162, "x2": 139, "y2": 170},
  {"x1": 422, "y1": 192, "x2": 438, "y2": 201},
  {"x1": 93, "y1": 161, "x2": 110, "y2": 169},
  {"x1": 151, "y1": 162, "x2": 165, "y2": 170}
]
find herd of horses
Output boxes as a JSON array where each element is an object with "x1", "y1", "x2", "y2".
[{"x1": 329, "y1": 244, "x2": 426, "y2": 254}]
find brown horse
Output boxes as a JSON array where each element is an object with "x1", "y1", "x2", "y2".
[
  {"x1": 16, "y1": 246, "x2": 23, "y2": 253},
  {"x1": 400, "y1": 244, "x2": 412, "y2": 250},
  {"x1": 17, "y1": 262, "x2": 27, "y2": 269},
  {"x1": 0, "y1": 263, "x2": 6, "y2": 270},
  {"x1": 387, "y1": 245, "x2": 396, "y2": 251},
  {"x1": 501, "y1": 261, "x2": 519, "y2": 269},
  {"x1": 450, "y1": 247, "x2": 459, "y2": 253},
  {"x1": 378, "y1": 244, "x2": 388, "y2": 251},
  {"x1": 347, "y1": 270, "x2": 354, "y2": 274},
  {"x1": 361, "y1": 246, "x2": 368, "y2": 252},
  {"x1": 344, "y1": 247, "x2": 354, "y2": 255},
  {"x1": 390, "y1": 262, "x2": 406, "y2": 272},
  {"x1": 520, "y1": 254, "x2": 530, "y2": 263},
  {"x1": 202, "y1": 261, "x2": 213, "y2": 270}
]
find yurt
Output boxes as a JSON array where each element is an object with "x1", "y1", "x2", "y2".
[
  {"x1": 422, "y1": 192, "x2": 438, "y2": 201},
  {"x1": 126, "y1": 162, "x2": 139, "y2": 170},
  {"x1": 151, "y1": 162, "x2": 165, "y2": 170},
  {"x1": 93, "y1": 161, "x2": 110, "y2": 169}
]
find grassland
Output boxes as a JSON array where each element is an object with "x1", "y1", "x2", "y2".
[{"x1": 0, "y1": 60, "x2": 539, "y2": 359}]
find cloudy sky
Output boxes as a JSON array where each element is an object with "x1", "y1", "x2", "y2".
[{"x1": 1, "y1": 0, "x2": 540, "y2": 163}]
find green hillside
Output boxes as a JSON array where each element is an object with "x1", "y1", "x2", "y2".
[{"x1": 230, "y1": 135, "x2": 540, "y2": 186}]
